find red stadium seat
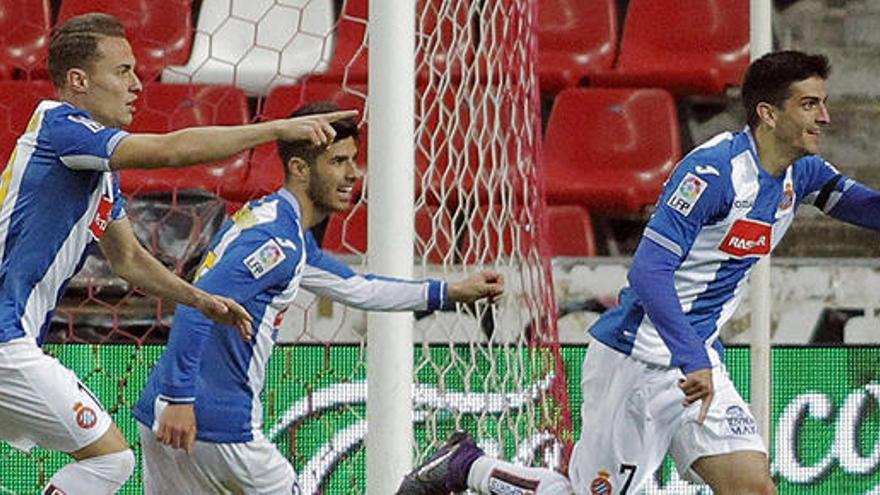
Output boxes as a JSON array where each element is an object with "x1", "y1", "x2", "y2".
[
  {"x1": 322, "y1": 202, "x2": 367, "y2": 254},
  {"x1": 313, "y1": 0, "x2": 472, "y2": 85},
  {"x1": 546, "y1": 205, "x2": 596, "y2": 257},
  {"x1": 58, "y1": 0, "x2": 193, "y2": 82},
  {"x1": 544, "y1": 88, "x2": 681, "y2": 216},
  {"x1": 313, "y1": 0, "x2": 368, "y2": 84},
  {"x1": 322, "y1": 203, "x2": 451, "y2": 263},
  {"x1": 589, "y1": 0, "x2": 749, "y2": 95},
  {"x1": 0, "y1": 0, "x2": 51, "y2": 79},
  {"x1": 538, "y1": 0, "x2": 617, "y2": 94},
  {"x1": 459, "y1": 205, "x2": 538, "y2": 263},
  {"x1": 0, "y1": 81, "x2": 56, "y2": 163},
  {"x1": 246, "y1": 82, "x2": 368, "y2": 202},
  {"x1": 119, "y1": 83, "x2": 250, "y2": 197}
]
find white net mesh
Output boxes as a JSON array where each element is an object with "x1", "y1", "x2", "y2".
[{"x1": 258, "y1": 0, "x2": 572, "y2": 488}]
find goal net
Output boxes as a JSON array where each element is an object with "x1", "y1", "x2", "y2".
[{"x1": 0, "y1": 0, "x2": 570, "y2": 493}]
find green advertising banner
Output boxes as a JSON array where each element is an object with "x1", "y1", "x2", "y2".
[{"x1": 1, "y1": 345, "x2": 879, "y2": 494}]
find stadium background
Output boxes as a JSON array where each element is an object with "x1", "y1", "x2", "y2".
[{"x1": 3, "y1": 0, "x2": 880, "y2": 493}]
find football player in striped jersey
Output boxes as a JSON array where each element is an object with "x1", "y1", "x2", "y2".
[{"x1": 134, "y1": 101, "x2": 504, "y2": 494}]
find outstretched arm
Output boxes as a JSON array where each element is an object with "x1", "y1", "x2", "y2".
[
  {"x1": 99, "y1": 217, "x2": 253, "y2": 339},
  {"x1": 822, "y1": 179, "x2": 880, "y2": 230},
  {"x1": 301, "y1": 239, "x2": 503, "y2": 311},
  {"x1": 109, "y1": 110, "x2": 357, "y2": 170}
]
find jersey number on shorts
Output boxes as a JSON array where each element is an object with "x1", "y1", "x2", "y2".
[{"x1": 619, "y1": 464, "x2": 637, "y2": 494}]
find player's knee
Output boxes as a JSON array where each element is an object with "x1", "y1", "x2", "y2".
[
  {"x1": 47, "y1": 450, "x2": 135, "y2": 494},
  {"x1": 87, "y1": 449, "x2": 136, "y2": 485}
]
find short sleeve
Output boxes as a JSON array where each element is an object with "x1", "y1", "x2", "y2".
[
  {"x1": 42, "y1": 106, "x2": 129, "y2": 172},
  {"x1": 110, "y1": 172, "x2": 126, "y2": 220},
  {"x1": 794, "y1": 155, "x2": 844, "y2": 209}
]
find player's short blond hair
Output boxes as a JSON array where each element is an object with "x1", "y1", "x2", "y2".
[{"x1": 48, "y1": 13, "x2": 126, "y2": 89}]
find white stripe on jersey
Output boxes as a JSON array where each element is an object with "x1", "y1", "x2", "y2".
[
  {"x1": 0, "y1": 145, "x2": 35, "y2": 265},
  {"x1": 0, "y1": 103, "x2": 60, "y2": 263},
  {"x1": 21, "y1": 180, "x2": 104, "y2": 338},
  {"x1": 247, "y1": 306, "x2": 277, "y2": 437},
  {"x1": 60, "y1": 154, "x2": 112, "y2": 171},
  {"x1": 234, "y1": 200, "x2": 306, "y2": 440}
]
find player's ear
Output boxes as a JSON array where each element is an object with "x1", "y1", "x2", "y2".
[
  {"x1": 66, "y1": 68, "x2": 89, "y2": 94},
  {"x1": 756, "y1": 102, "x2": 776, "y2": 129},
  {"x1": 287, "y1": 157, "x2": 309, "y2": 181}
]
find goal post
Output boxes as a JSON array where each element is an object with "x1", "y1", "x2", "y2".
[
  {"x1": 365, "y1": 0, "x2": 571, "y2": 489},
  {"x1": 366, "y1": 0, "x2": 416, "y2": 492}
]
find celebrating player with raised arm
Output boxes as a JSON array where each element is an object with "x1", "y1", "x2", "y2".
[
  {"x1": 0, "y1": 13, "x2": 356, "y2": 495},
  {"x1": 399, "y1": 50, "x2": 880, "y2": 495},
  {"x1": 133, "y1": 101, "x2": 504, "y2": 494}
]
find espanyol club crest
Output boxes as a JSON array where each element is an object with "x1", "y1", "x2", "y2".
[
  {"x1": 590, "y1": 471, "x2": 613, "y2": 495},
  {"x1": 73, "y1": 401, "x2": 97, "y2": 429},
  {"x1": 779, "y1": 183, "x2": 794, "y2": 210}
]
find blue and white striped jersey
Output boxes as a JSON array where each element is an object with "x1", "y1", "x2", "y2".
[
  {"x1": 0, "y1": 101, "x2": 128, "y2": 344},
  {"x1": 134, "y1": 188, "x2": 448, "y2": 443},
  {"x1": 591, "y1": 128, "x2": 858, "y2": 373}
]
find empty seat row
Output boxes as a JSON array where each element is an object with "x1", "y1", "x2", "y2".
[
  {"x1": 321, "y1": 202, "x2": 596, "y2": 260},
  {"x1": 0, "y1": 0, "x2": 192, "y2": 81},
  {"x1": 0, "y1": 0, "x2": 748, "y2": 97}
]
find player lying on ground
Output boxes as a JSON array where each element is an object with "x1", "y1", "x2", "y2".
[
  {"x1": 399, "y1": 50, "x2": 880, "y2": 495},
  {"x1": 0, "y1": 13, "x2": 358, "y2": 495},
  {"x1": 133, "y1": 101, "x2": 505, "y2": 494}
]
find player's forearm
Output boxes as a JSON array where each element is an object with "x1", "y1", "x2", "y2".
[
  {"x1": 159, "y1": 305, "x2": 215, "y2": 401},
  {"x1": 629, "y1": 238, "x2": 712, "y2": 373},
  {"x1": 304, "y1": 274, "x2": 444, "y2": 311},
  {"x1": 110, "y1": 121, "x2": 282, "y2": 170},
  {"x1": 111, "y1": 242, "x2": 209, "y2": 310},
  {"x1": 827, "y1": 180, "x2": 880, "y2": 230},
  {"x1": 302, "y1": 250, "x2": 447, "y2": 311}
]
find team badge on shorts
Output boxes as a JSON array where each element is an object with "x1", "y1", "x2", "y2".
[
  {"x1": 73, "y1": 401, "x2": 97, "y2": 429},
  {"x1": 590, "y1": 471, "x2": 613, "y2": 495},
  {"x1": 725, "y1": 405, "x2": 757, "y2": 435},
  {"x1": 667, "y1": 172, "x2": 708, "y2": 217}
]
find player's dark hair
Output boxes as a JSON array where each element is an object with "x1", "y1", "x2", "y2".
[
  {"x1": 49, "y1": 13, "x2": 126, "y2": 89},
  {"x1": 742, "y1": 50, "x2": 831, "y2": 130},
  {"x1": 277, "y1": 101, "x2": 359, "y2": 181}
]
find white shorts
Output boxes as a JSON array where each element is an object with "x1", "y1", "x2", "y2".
[
  {"x1": 568, "y1": 341, "x2": 766, "y2": 494},
  {"x1": 139, "y1": 423, "x2": 301, "y2": 495},
  {"x1": 0, "y1": 338, "x2": 112, "y2": 453}
]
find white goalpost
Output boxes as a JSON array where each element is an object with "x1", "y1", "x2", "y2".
[
  {"x1": 750, "y1": 0, "x2": 774, "y2": 448},
  {"x1": 366, "y1": 0, "x2": 417, "y2": 492},
  {"x1": 360, "y1": 0, "x2": 564, "y2": 493}
]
